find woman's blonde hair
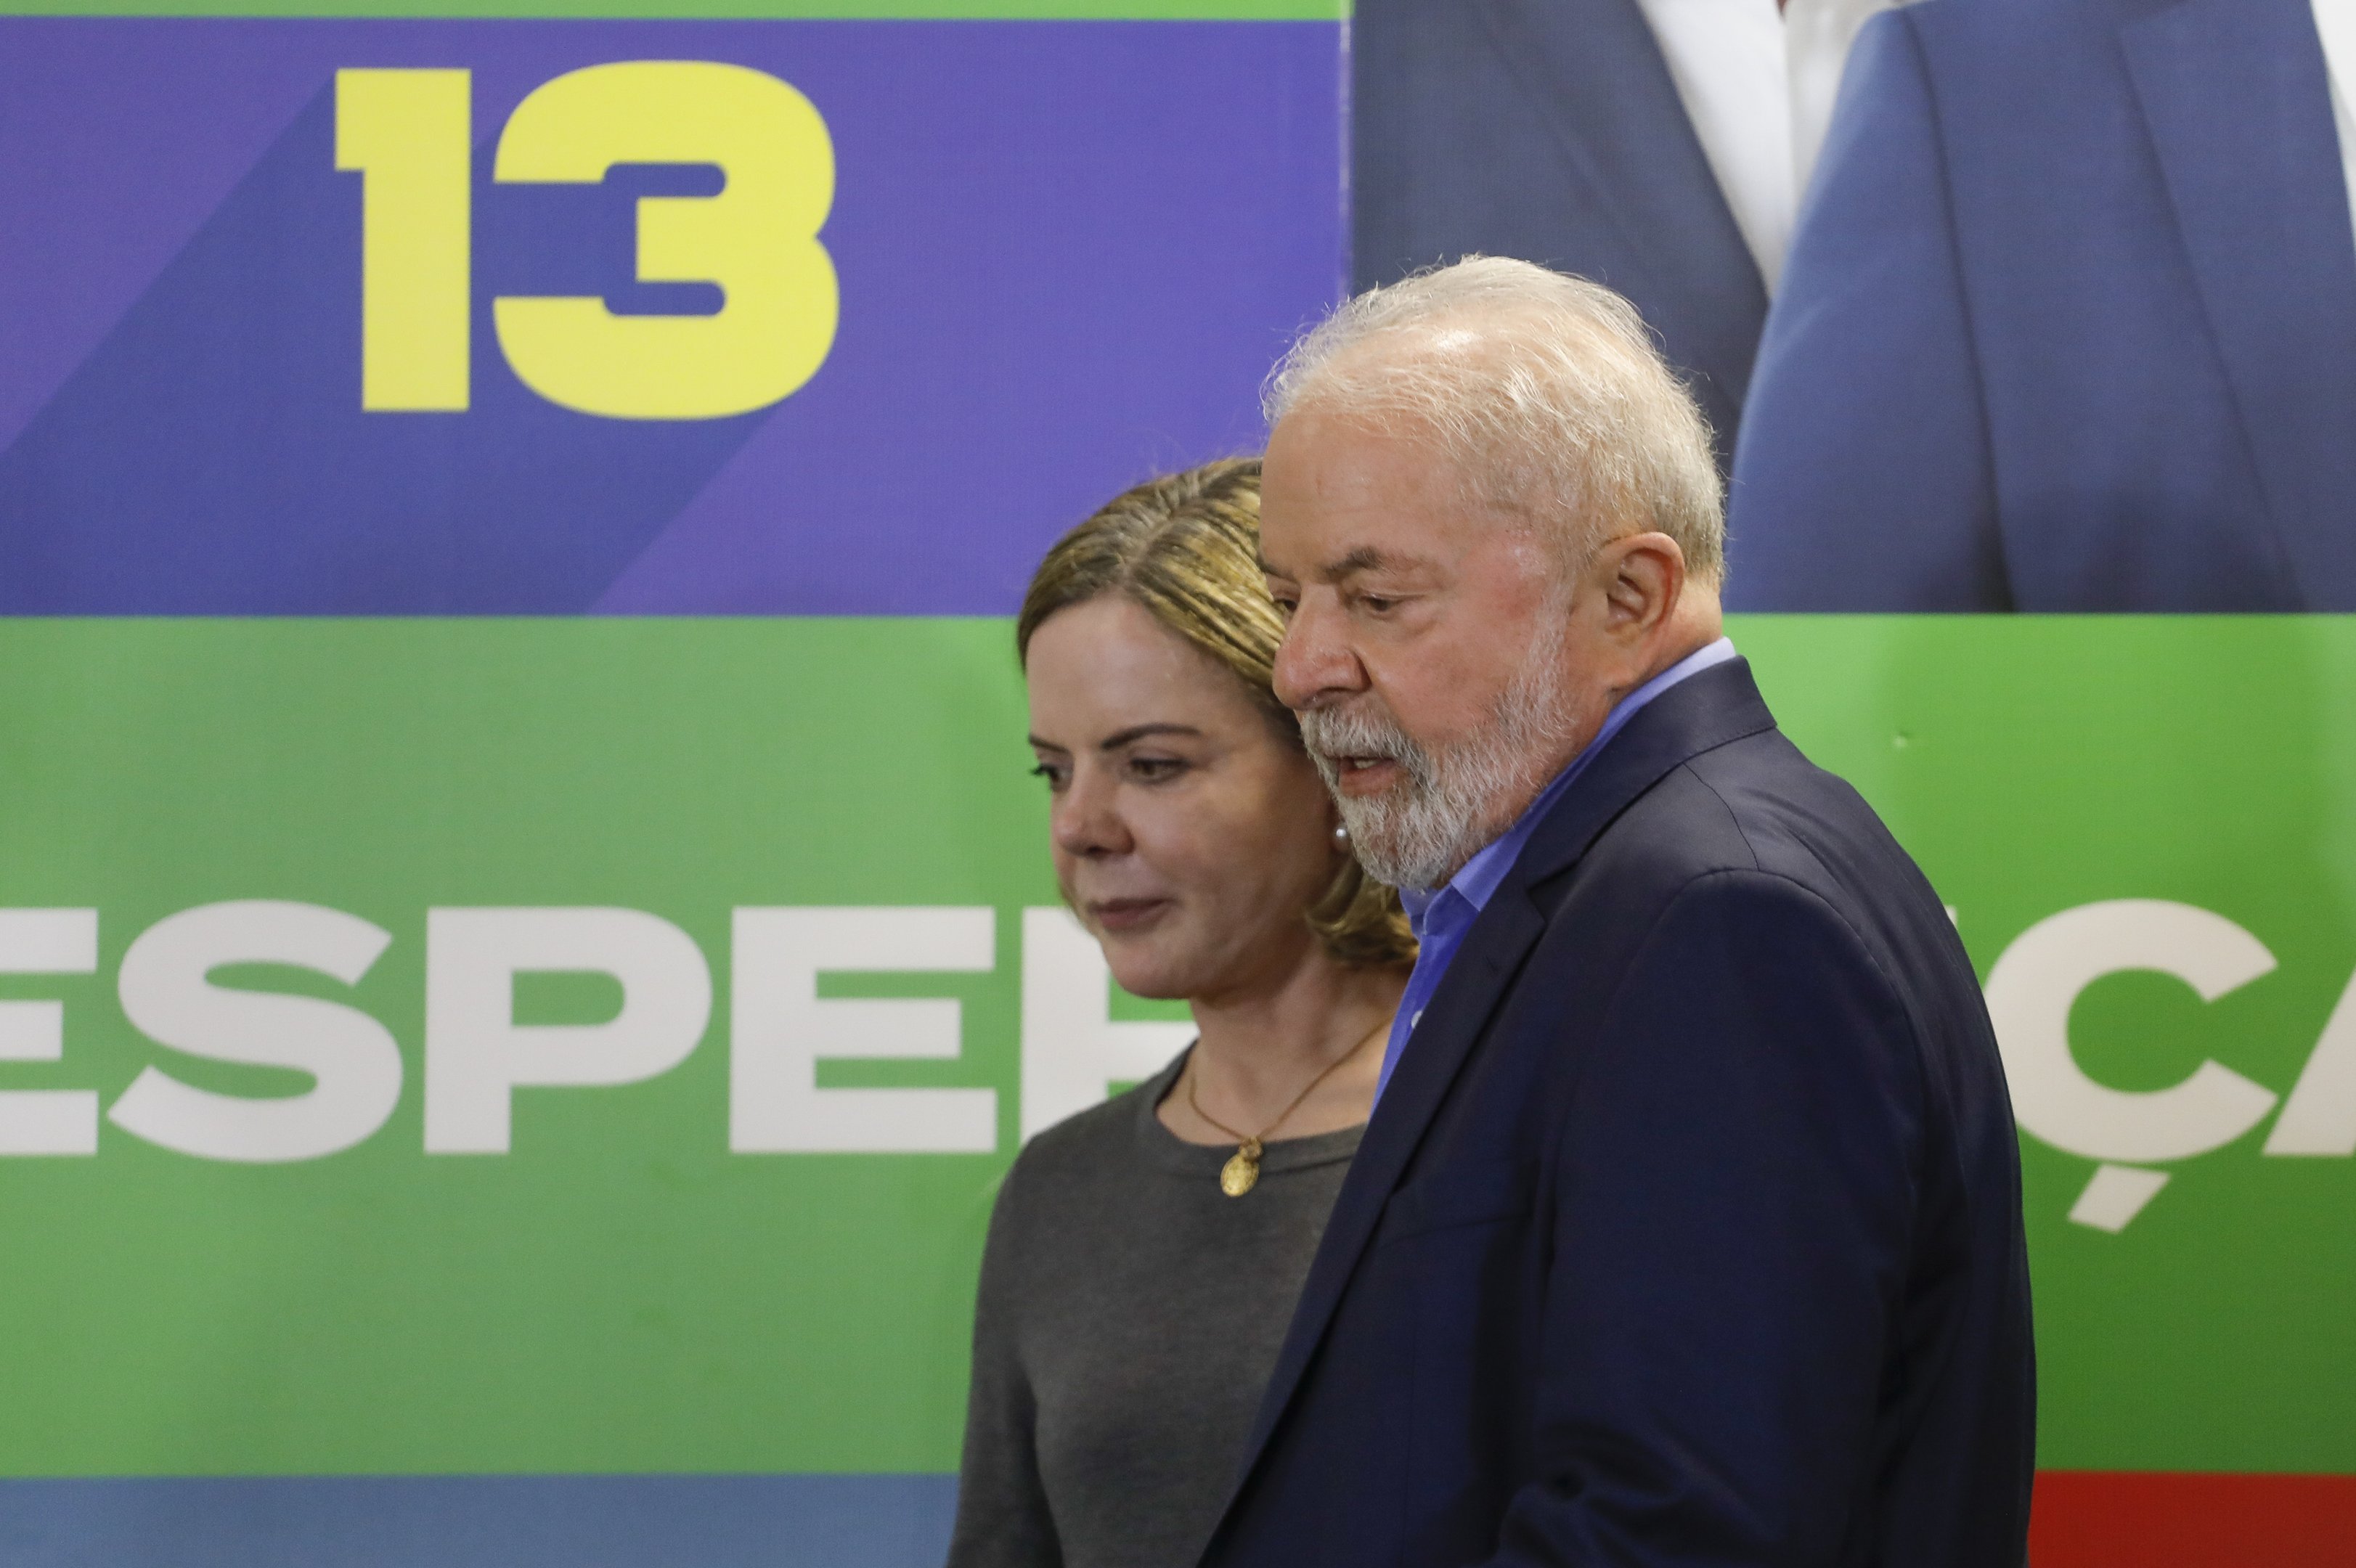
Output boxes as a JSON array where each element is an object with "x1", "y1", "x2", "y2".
[{"x1": 1017, "y1": 458, "x2": 1416, "y2": 971}]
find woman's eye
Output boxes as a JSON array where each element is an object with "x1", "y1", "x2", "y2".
[
  {"x1": 1129, "y1": 756, "x2": 1186, "y2": 782},
  {"x1": 1030, "y1": 762, "x2": 1069, "y2": 791}
]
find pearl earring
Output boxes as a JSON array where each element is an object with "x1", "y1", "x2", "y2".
[{"x1": 1332, "y1": 823, "x2": 1350, "y2": 846}]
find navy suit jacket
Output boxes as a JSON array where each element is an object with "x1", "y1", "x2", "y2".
[
  {"x1": 1353, "y1": 0, "x2": 1767, "y2": 467},
  {"x1": 1727, "y1": 0, "x2": 2356, "y2": 611},
  {"x1": 1199, "y1": 661, "x2": 2034, "y2": 1568}
]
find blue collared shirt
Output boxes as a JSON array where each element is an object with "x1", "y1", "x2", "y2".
[{"x1": 1374, "y1": 637, "x2": 1739, "y2": 1103}]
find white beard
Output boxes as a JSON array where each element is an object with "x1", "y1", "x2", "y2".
[{"x1": 1300, "y1": 620, "x2": 1581, "y2": 892}]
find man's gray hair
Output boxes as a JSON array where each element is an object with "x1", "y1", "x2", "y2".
[{"x1": 1263, "y1": 257, "x2": 1725, "y2": 584}]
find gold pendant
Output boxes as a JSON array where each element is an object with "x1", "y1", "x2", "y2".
[{"x1": 1220, "y1": 1138, "x2": 1263, "y2": 1198}]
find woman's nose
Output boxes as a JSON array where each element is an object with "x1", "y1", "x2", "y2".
[{"x1": 1051, "y1": 767, "x2": 1130, "y2": 857}]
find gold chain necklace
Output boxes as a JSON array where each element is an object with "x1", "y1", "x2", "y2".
[{"x1": 1186, "y1": 1016, "x2": 1390, "y2": 1198}]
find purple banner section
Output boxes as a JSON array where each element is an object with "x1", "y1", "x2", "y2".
[
  {"x1": 0, "y1": 1474, "x2": 956, "y2": 1567},
  {"x1": 0, "y1": 19, "x2": 1343, "y2": 614}
]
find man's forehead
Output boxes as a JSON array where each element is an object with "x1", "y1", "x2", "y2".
[
  {"x1": 1258, "y1": 542, "x2": 1432, "y2": 583},
  {"x1": 1261, "y1": 424, "x2": 1477, "y2": 576},
  {"x1": 1267, "y1": 405, "x2": 1443, "y2": 484}
]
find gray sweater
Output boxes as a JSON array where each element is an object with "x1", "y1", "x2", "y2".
[{"x1": 946, "y1": 1053, "x2": 1361, "y2": 1568}]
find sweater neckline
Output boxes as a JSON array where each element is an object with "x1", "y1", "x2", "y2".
[{"x1": 1132, "y1": 1045, "x2": 1366, "y2": 1179}]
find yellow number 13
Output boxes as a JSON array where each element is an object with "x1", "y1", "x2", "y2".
[{"x1": 337, "y1": 62, "x2": 839, "y2": 421}]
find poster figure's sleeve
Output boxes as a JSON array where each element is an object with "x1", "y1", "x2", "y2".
[{"x1": 1727, "y1": 9, "x2": 2010, "y2": 611}]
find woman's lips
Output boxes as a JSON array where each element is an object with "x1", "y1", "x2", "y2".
[{"x1": 1088, "y1": 897, "x2": 1173, "y2": 933}]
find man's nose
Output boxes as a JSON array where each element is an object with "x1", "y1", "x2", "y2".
[
  {"x1": 1273, "y1": 596, "x2": 1367, "y2": 712},
  {"x1": 1051, "y1": 765, "x2": 1130, "y2": 859}
]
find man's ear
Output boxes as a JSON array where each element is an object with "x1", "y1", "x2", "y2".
[{"x1": 1595, "y1": 531, "x2": 1687, "y2": 642}]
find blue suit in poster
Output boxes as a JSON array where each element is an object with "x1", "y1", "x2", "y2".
[
  {"x1": 1725, "y1": 0, "x2": 2356, "y2": 611},
  {"x1": 1351, "y1": 0, "x2": 1767, "y2": 471}
]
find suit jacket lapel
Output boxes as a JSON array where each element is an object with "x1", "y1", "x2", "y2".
[
  {"x1": 2121, "y1": 0, "x2": 2356, "y2": 608},
  {"x1": 1224, "y1": 661, "x2": 1781, "y2": 1495},
  {"x1": 1508, "y1": 660, "x2": 1778, "y2": 890},
  {"x1": 1224, "y1": 878, "x2": 1545, "y2": 1485},
  {"x1": 1472, "y1": 0, "x2": 1770, "y2": 413}
]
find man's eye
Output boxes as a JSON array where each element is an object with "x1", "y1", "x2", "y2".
[{"x1": 1359, "y1": 594, "x2": 1398, "y2": 614}]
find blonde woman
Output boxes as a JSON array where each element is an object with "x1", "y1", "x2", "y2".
[{"x1": 947, "y1": 460, "x2": 1413, "y2": 1568}]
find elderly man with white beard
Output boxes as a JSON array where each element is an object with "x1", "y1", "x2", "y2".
[{"x1": 1195, "y1": 257, "x2": 2036, "y2": 1568}]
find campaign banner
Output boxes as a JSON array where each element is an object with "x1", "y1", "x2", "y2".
[
  {"x1": 1, "y1": 4, "x2": 1340, "y2": 1561},
  {"x1": 0, "y1": 9, "x2": 1343, "y2": 615},
  {"x1": 0, "y1": 618, "x2": 2352, "y2": 1566},
  {"x1": 5, "y1": 3, "x2": 2354, "y2": 1565}
]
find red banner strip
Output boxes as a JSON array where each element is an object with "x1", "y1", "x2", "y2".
[{"x1": 2031, "y1": 1471, "x2": 2356, "y2": 1567}]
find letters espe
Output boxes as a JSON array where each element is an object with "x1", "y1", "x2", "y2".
[
  {"x1": 0, "y1": 903, "x2": 1181, "y2": 1162},
  {"x1": 6, "y1": 897, "x2": 2348, "y2": 1225}
]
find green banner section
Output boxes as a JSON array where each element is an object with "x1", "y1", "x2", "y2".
[
  {"x1": 0, "y1": 619, "x2": 1059, "y2": 1478},
  {"x1": 0, "y1": 616, "x2": 2349, "y2": 1479},
  {"x1": 1, "y1": 1, "x2": 1342, "y2": 20},
  {"x1": 1745, "y1": 616, "x2": 2356, "y2": 1476}
]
